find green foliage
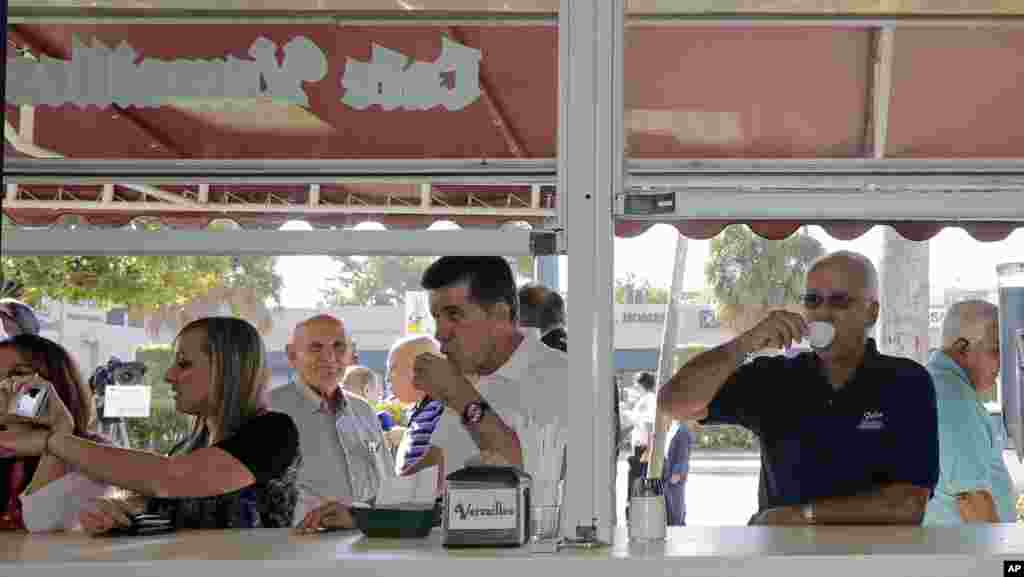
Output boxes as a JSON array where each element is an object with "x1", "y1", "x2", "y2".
[
  {"x1": 319, "y1": 255, "x2": 536, "y2": 308},
  {"x1": 124, "y1": 405, "x2": 192, "y2": 455},
  {"x1": 691, "y1": 424, "x2": 760, "y2": 451},
  {"x1": 135, "y1": 344, "x2": 175, "y2": 407},
  {"x1": 320, "y1": 256, "x2": 436, "y2": 307},
  {"x1": 704, "y1": 225, "x2": 825, "y2": 334},
  {"x1": 121, "y1": 344, "x2": 191, "y2": 453},
  {"x1": 1, "y1": 215, "x2": 281, "y2": 315},
  {"x1": 615, "y1": 273, "x2": 669, "y2": 304},
  {"x1": 0, "y1": 253, "x2": 281, "y2": 312}
]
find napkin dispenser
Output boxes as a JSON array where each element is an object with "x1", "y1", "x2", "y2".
[{"x1": 442, "y1": 466, "x2": 531, "y2": 548}]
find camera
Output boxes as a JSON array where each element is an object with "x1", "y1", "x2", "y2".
[
  {"x1": 1, "y1": 373, "x2": 53, "y2": 418},
  {"x1": 14, "y1": 383, "x2": 50, "y2": 418},
  {"x1": 112, "y1": 364, "x2": 146, "y2": 387}
]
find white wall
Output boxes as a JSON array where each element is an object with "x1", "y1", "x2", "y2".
[{"x1": 34, "y1": 300, "x2": 147, "y2": 376}]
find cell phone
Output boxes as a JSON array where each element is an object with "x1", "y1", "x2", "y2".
[
  {"x1": 105, "y1": 513, "x2": 175, "y2": 537},
  {"x1": 14, "y1": 383, "x2": 50, "y2": 418}
]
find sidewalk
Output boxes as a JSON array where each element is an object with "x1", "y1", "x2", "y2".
[{"x1": 619, "y1": 450, "x2": 762, "y2": 476}]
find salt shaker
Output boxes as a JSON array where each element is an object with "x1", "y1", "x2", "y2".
[{"x1": 628, "y1": 478, "x2": 666, "y2": 541}]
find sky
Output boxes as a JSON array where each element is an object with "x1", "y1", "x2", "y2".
[{"x1": 276, "y1": 222, "x2": 1024, "y2": 309}]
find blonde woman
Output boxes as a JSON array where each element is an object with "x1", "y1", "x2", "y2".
[{"x1": 1, "y1": 317, "x2": 301, "y2": 534}]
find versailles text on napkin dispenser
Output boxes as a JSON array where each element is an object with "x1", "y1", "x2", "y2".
[{"x1": 443, "y1": 466, "x2": 531, "y2": 548}]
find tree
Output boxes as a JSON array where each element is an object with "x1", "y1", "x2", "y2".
[
  {"x1": 0, "y1": 221, "x2": 282, "y2": 336},
  {"x1": 0, "y1": 254, "x2": 281, "y2": 335},
  {"x1": 615, "y1": 273, "x2": 669, "y2": 304},
  {"x1": 320, "y1": 256, "x2": 437, "y2": 307},
  {"x1": 705, "y1": 225, "x2": 825, "y2": 335}
]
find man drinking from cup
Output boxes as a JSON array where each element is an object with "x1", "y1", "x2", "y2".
[{"x1": 658, "y1": 250, "x2": 939, "y2": 525}]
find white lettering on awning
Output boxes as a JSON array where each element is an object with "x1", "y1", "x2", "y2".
[{"x1": 7, "y1": 34, "x2": 482, "y2": 112}]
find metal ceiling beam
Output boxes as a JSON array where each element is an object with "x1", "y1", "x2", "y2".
[
  {"x1": 0, "y1": 229, "x2": 556, "y2": 256},
  {"x1": 618, "y1": 189, "x2": 1024, "y2": 221},
  {"x1": 9, "y1": 158, "x2": 1024, "y2": 184},
  {"x1": 2, "y1": 158, "x2": 558, "y2": 185}
]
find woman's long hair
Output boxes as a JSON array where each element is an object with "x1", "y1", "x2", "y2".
[
  {"x1": 169, "y1": 317, "x2": 269, "y2": 455},
  {"x1": 0, "y1": 334, "x2": 96, "y2": 436}
]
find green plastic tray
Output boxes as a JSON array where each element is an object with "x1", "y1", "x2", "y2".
[{"x1": 350, "y1": 504, "x2": 440, "y2": 538}]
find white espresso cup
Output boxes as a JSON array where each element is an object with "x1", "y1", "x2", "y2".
[{"x1": 807, "y1": 321, "x2": 836, "y2": 350}]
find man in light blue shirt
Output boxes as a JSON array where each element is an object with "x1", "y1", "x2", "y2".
[{"x1": 924, "y1": 300, "x2": 1016, "y2": 525}]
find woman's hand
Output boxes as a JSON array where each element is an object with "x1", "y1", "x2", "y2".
[
  {"x1": 0, "y1": 427, "x2": 49, "y2": 457},
  {"x1": 0, "y1": 384, "x2": 75, "y2": 457},
  {"x1": 295, "y1": 500, "x2": 355, "y2": 534},
  {"x1": 79, "y1": 497, "x2": 137, "y2": 536},
  {"x1": 0, "y1": 382, "x2": 75, "y2": 436},
  {"x1": 42, "y1": 386, "x2": 75, "y2": 435}
]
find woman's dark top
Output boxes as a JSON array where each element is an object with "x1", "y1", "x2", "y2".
[{"x1": 146, "y1": 411, "x2": 301, "y2": 529}]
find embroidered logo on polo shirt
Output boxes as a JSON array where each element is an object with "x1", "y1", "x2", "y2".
[{"x1": 857, "y1": 410, "x2": 885, "y2": 431}]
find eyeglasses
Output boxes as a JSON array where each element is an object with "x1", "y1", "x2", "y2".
[
  {"x1": 953, "y1": 338, "x2": 1000, "y2": 355},
  {"x1": 801, "y1": 291, "x2": 864, "y2": 310}
]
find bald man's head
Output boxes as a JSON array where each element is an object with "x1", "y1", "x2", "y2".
[
  {"x1": 287, "y1": 314, "x2": 350, "y2": 396},
  {"x1": 387, "y1": 335, "x2": 440, "y2": 404},
  {"x1": 941, "y1": 300, "x2": 999, "y2": 350},
  {"x1": 941, "y1": 300, "x2": 1001, "y2": 391},
  {"x1": 808, "y1": 251, "x2": 879, "y2": 302}
]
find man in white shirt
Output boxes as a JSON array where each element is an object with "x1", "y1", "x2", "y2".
[
  {"x1": 298, "y1": 261, "x2": 571, "y2": 534},
  {"x1": 271, "y1": 315, "x2": 394, "y2": 527},
  {"x1": 412, "y1": 257, "x2": 569, "y2": 480}
]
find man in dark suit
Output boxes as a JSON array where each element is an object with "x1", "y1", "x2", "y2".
[{"x1": 517, "y1": 283, "x2": 566, "y2": 353}]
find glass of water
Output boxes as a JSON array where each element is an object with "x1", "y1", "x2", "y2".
[{"x1": 530, "y1": 479, "x2": 563, "y2": 544}]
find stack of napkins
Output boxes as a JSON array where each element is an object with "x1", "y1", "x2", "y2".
[{"x1": 373, "y1": 466, "x2": 438, "y2": 510}]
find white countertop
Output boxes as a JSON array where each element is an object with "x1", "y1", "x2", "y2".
[{"x1": 2, "y1": 525, "x2": 1023, "y2": 577}]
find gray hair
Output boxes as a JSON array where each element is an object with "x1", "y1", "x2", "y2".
[
  {"x1": 342, "y1": 365, "x2": 377, "y2": 393},
  {"x1": 808, "y1": 250, "x2": 879, "y2": 301},
  {"x1": 941, "y1": 300, "x2": 999, "y2": 350},
  {"x1": 386, "y1": 335, "x2": 439, "y2": 376},
  {"x1": 171, "y1": 317, "x2": 268, "y2": 455}
]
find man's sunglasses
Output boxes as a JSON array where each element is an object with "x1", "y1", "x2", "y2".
[{"x1": 800, "y1": 291, "x2": 862, "y2": 310}]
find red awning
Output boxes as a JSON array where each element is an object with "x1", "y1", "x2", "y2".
[{"x1": 5, "y1": 22, "x2": 1023, "y2": 241}]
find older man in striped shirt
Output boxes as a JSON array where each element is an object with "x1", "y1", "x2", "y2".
[{"x1": 388, "y1": 335, "x2": 447, "y2": 480}]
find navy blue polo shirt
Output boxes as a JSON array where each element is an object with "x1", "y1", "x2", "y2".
[{"x1": 702, "y1": 339, "x2": 939, "y2": 513}]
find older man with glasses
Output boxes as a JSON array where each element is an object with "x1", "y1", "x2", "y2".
[
  {"x1": 659, "y1": 250, "x2": 939, "y2": 526},
  {"x1": 0, "y1": 299, "x2": 41, "y2": 339},
  {"x1": 923, "y1": 300, "x2": 1016, "y2": 525}
]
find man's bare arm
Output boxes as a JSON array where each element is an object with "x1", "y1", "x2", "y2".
[
  {"x1": 811, "y1": 483, "x2": 931, "y2": 525},
  {"x1": 658, "y1": 311, "x2": 807, "y2": 421},
  {"x1": 450, "y1": 389, "x2": 522, "y2": 468},
  {"x1": 753, "y1": 483, "x2": 931, "y2": 526},
  {"x1": 957, "y1": 490, "x2": 1000, "y2": 523},
  {"x1": 657, "y1": 336, "x2": 751, "y2": 421}
]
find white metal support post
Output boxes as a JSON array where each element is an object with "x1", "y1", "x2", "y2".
[{"x1": 559, "y1": 0, "x2": 622, "y2": 542}]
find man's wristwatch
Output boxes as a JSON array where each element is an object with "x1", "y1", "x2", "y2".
[
  {"x1": 461, "y1": 399, "x2": 491, "y2": 427},
  {"x1": 801, "y1": 502, "x2": 816, "y2": 524}
]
